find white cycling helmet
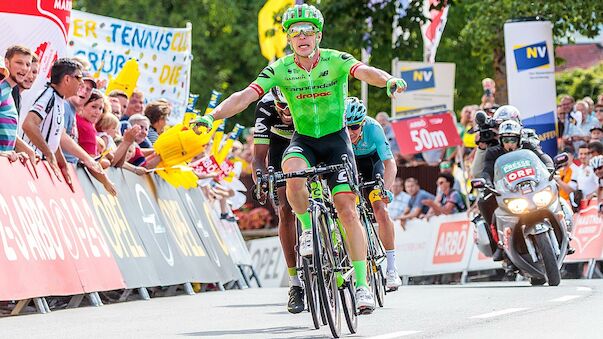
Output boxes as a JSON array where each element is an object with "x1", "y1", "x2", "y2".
[
  {"x1": 590, "y1": 155, "x2": 603, "y2": 169},
  {"x1": 498, "y1": 120, "x2": 522, "y2": 137},
  {"x1": 493, "y1": 105, "x2": 521, "y2": 125},
  {"x1": 270, "y1": 86, "x2": 288, "y2": 106}
]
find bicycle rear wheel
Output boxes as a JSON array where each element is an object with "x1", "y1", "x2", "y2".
[
  {"x1": 360, "y1": 210, "x2": 385, "y2": 308},
  {"x1": 312, "y1": 206, "x2": 341, "y2": 338},
  {"x1": 340, "y1": 279, "x2": 357, "y2": 334},
  {"x1": 302, "y1": 256, "x2": 321, "y2": 330}
]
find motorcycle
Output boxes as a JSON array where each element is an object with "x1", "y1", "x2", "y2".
[{"x1": 471, "y1": 150, "x2": 573, "y2": 286}]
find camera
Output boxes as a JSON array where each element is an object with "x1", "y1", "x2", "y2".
[{"x1": 474, "y1": 110, "x2": 499, "y2": 145}]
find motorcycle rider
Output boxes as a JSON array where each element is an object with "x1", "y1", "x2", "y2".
[{"x1": 478, "y1": 120, "x2": 554, "y2": 261}]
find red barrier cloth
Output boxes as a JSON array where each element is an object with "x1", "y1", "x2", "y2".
[
  {"x1": 0, "y1": 159, "x2": 124, "y2": 300},
  {"x1": 570, "y1": 200, "x2": 603, "y2": 261},
  {"x1": 392, "y1": 112, "x2": 462, "y2": 155}
]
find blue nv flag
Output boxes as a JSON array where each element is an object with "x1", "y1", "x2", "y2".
[
  {"x1": 400, "y1": 67, "x2": 435, "y2": 91},
  {"x1": 513, "y1": 41, "x2": 550, "y2": 72}
]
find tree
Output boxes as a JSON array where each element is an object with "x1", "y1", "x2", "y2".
[{"x1": 556, "y1": 62, "x2": 603, "y2": 100}]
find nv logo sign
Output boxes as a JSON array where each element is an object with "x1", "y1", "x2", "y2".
[
  {"x1": 513, "y1": 41, "x2": 550, "y2": 72},
  {"x1": 400, "y1": 67, "x2": 435, "y2": 92}
]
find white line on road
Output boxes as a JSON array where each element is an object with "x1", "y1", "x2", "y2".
[
  {"x1": 549, "y1": 295, "x2": 581, "y2": 302},
  {"x1": 366, "y1": 330, "x2": 422, "y2": 339},
  {"x1": 576, "y1": 286, "x2": 592, "y2": 292},
  {"x1": 470, "y1": 308, "x2": 528, "y2": 319}
]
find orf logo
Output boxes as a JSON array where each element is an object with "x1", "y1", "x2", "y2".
[
  {"x1": 513, "y1": 41, "x2": 550, "y2": 72},
  {"x1": 433, "y1": 221, "x2": 469, "y2": 264},
  {"x1": 400, "y1": 67, "x2": 435, "y2": 92}
]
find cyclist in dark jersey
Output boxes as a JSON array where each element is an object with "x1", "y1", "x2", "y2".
[
  {"x1": 251, "y1": 87, "x2": 302, "y2": 313},
  {"x1": 192, "y1": 4, "x2": 407, "y2": 313},
  {"x1": 344, "y1": 97, "x2": 402, "y2": 292}
]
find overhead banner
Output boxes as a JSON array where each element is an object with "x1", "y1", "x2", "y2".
[
  {"x1": 0, "y1": 0, "x2": 71, "y2": 124},
  {"x1": 391, "y1": 61, "x2": 455, "y2": 117},
  {"x1": 391, "y1": 111, "x2": 461, "y2": 155},
  {"x1": 67, "y1": 10, "x2": 192, "y2": 124},
  {"x1": 504, "y1": 20, "x2": 557, "y2": 157}
]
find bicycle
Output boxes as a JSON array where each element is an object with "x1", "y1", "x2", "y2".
[
  {"x1": 356, "y1": 173, "x2": 388, "y2": 307},
  {"x1": 256, "y1": 155, "x2": 358, "y2": 338}
]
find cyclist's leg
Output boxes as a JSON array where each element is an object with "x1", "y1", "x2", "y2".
[
  {"x1": 323, "y1": 131, "x2": 369, "y2": 289},
  {"x1": 270, "y1": 139, "x2": 299, "y2": 284},
  {"x1": 282, "y1": 134, "x2": 316, "y2": 257}
]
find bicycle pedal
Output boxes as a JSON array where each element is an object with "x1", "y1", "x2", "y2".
[{"x1": 387, "y1": 287, "x2": 399, "y2": 292}]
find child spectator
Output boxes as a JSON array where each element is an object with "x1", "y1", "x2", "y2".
[
  {"x1": 95, "y1": 111, "x2": 119, "y2": 153},
  {"x1": 144, "y1": 101, "x2": 171, "y2": 144},
  {"x1": 77, "y1": 89, "x2": 104, "y2": 156}
]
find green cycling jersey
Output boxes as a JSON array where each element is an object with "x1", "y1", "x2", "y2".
[{"x1": 250, "y1": 49, "x2": 362, "y2": 138}]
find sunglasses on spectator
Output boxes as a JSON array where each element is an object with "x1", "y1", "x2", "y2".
[
  {"x1": 287, "y1": 24, "x2": 318, "y2": 38},
  {"x1": 501, "y1": 136, "x2": 519, "y2": 144},
  {"x1": 347, "y1": 123, "x2": 363, "y2": 131},
  {"x1": 70, "y1": 73, "x2": 83, "y2": 82},
  {"x1": 595, "y1": 166, "x2": 603, "y2": 172},
  {"x1": 596, "y1": 108, "x2": 603, "y2": 112}
]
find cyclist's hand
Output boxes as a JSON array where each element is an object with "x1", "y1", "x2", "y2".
[
  {"x1": 381, "y1": 189, "x2": 394, "y2": 204},
  {"x1": 386, "y1": 77, "x2": 407, "y2": 98},
  {"x1": 191, "y1": 115, "x2": 215, "y2": 135}
]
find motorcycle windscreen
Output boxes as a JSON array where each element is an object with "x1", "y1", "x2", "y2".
[{"x1": 493, "y1": 149, "x2": 550, "y2": 193}]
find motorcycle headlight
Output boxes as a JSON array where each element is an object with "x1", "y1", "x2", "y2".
[
  {"x1": 533, "y1": 188, "x2": 553, "y2": 207},
  {"x1": 505, "y1": 198, "x2": 529, "y2": 214}
]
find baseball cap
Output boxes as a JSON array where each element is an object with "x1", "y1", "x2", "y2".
[
  {"x1": 590, "y1": 126, "x2": 603, "y2": 133},
  {"x1": 0, "y1": 58, "x2": 9, "y2": 79},
  {"x1": 82, "y1": 71, "x2": 97, "y2": 88}
]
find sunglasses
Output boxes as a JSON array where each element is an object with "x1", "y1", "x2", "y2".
[
  {"x1": 275, "y1": 101, "x2": 288, "y2": 111},
  {"x1": 501, "y1": 136, "x2": 519, "y2": 144},
  {"x1": 347, "y1": 123, "x2": 363, "y2": 131},
  {"x1": 287, "y1": 24, "x2": 318, "y2": 38},
  {"x1": 595, "y1": 166, "x2": 603, "y2": 172},
  {"x1": 70, "y1": 73, "x2": 83, "y2": 82}
]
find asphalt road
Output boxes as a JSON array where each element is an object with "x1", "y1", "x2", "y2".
[{"x1": 1, "y1": 280, "x2": 602, "y2": 338}]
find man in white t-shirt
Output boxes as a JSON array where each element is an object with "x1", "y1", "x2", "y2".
[
  {"x1": 576, "y1": 144, "x2": 599, "y2": 200},
  {"x1": 21, "y1": 58, "x2": 82, "y2": 187}
]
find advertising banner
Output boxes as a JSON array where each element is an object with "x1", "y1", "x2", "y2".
[
  {"x1": 391, "y1": 61, "x2": 455, "y2": 116},
  {"x1": 566, "y1": 200, "x2": 603, "y2": 262},
  {"x1": 0, "y1": 0, "x2": 71, "y2": 125},
  {"x1": 391, "y1": 111, "x2": 462, "y2": 155},
  {"x1": 68, "y1": 10, "x2": 192, "y2": 124},
  {"x1": 0, "y1": 159, "x2": 124, "y2": 300},
  {"x1": 247, "y1": 236, "x2": 288, "y2": 288},
  {"x1": 504, "y1": 20, "x2": 557, "y2": 156}
]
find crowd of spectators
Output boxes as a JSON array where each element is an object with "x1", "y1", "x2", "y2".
[{"x1": 0, "y1": 45, "x2": 247, "y2": 222}]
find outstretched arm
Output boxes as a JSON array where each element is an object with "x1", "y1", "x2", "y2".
[
  {"x1": 211, "y1": 87, "x2": 260, "y2": 120},
  {"x1": 352, "y1": 64, "x2": 391, "y2": 88}
]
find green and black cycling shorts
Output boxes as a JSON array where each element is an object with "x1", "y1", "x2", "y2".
[
  {"x1": 355, "y1": 151, "x2": 384, "y2": 202},
  {"x1": 282, "y1": 128, "x2": 357, "y2": 195},
  {"x1": 268, "y1": 136, "x2": 290, "y2": 172}
]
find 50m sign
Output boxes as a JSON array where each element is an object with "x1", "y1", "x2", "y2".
[{"x1": 391, "y1": 112, "x2": 462, "y2": 155}]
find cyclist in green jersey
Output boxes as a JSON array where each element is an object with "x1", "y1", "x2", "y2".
[{"x1": 193, "y1": 4, "x2": 407, "y2": 313}]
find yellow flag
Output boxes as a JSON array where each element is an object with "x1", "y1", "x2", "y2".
[
  {"x1": 258, "y1": 0, "x2": 294, "y2": 61},
  {"x1": 105, "y1": 59, "x2": 140, "y2": 98}
]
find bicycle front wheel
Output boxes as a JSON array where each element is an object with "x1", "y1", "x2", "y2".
[{"x1": 312, "y1": 205, "x2": 341, "y2": 338}]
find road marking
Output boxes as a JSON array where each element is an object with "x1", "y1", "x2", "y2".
[
  {"x1": 549, "y1": 295, "x2": 580, "y2": 302},
  {"x1": 576, "y1": 286, "x2": 592, "y2": 292},
  {"x1": 366, "y1": 331, "x2": 422, "y2": 339},
  {"x1": 470, "y1": 308, "x2": 528, "y2": 319}
]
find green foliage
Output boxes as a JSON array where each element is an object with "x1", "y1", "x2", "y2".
[{"x1": 556, "y1": 62, "x2": 603, "y2": 100}]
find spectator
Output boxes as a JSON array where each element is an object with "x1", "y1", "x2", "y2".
[
  {"x1": 460, "y1": 105, "x2": 478, "y2": 150},
  {"x1": 398, "y1": 177, "x2": 435, "y2": 227},
  {"x1": 95, "y1": 111, "x2": 119, "y2": 153},
  {"x1": 0, "y1": 60, "x2": 21, "y2": 154},
  {"x1": 108, "y1": 90, "x2": 128, "y2": 118},
  {"x1": 597, "y1": 94, "x2": 603, "y2": 106},
  {"x1": 123, "y1": 90, "x2": 144, "y2": 121},
  {"x1": 555, "y1": 145, "x2": 580, "y2": 204},
  {"x1": 375, "y1": 111, "x2": 400, "y2": 155},
  {"x1": 424, "y1": 172, "x2": 467, "y2": 217},
  {"x1": 576, "y1": 144, "x2": 598, "y2": 203},
  {"x1": 21, "y1": 58, "x2": 82, "y2": 184},
  {"x1": 17, "y1": 53, "x2": 38, "y2": 95},
  {"x1": 4, "y1": 45, "x2": 33, "y2": 114},
  {"x1": 558, "y1": 94, "x2": 575, "y2": 137},
  {"x1": 387, "y1": 177, "x2": 410, "y2": 224},
  {"x1": 583, "y1": 96, "x2": 595, "y2": 115},
  {"x1": 127, "y1": 113, "x2": 160, "y2": 169},
  {"x1": 591, "y1": 127, "x2": 603, "y2": 143},
  {"x1": 144, "y1": 101, "x2": 171, "y2": 144},
  {"x1": 63, "y1": 69, "x2": 97, "y2": 163},
  {"x1": 438, "y1": 160, "x2": 462, "y2": 192},
  {"x1": 589, "y1": 140, "x2": 603, "y2": 157},
  {"x1": 564, "y1": 100, "x2": 599, "y2": 149},
  {"x1": 77, "y1": 89, "x2": 104, "y2": 156},
  {"x1": 594, "y1": 103, "x2": 603, "y2": 127}
]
